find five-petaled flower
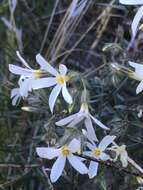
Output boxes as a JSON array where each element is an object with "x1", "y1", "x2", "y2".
[
  {"x1": 56, "y1": 103, "x2": 109, "y2": 142},
  {"x1": 84, "y1": 135, "x2": 116, "y2": 178},
  {"x1": 36, "y1": 139, "x2": 88, "y2": 183},
  {"x1": 32, "y1": 54, "x2": 73, "y2": 112}
]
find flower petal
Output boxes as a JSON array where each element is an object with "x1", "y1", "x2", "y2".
[
  {"x1": 16, "y1": 51, "x2": 31, "y2": 69},
  {"x1": 84, "y1": 117, "x2": 98, "y2": 142},
  {"x1": 50, "y1": 156, "x2": 66, "y2": 183},
  {"x1": 136, "y1": 80, "x2": 143, "y2": 94},
  {"x1": 19, "y1": 79, "x2": 30, "y2": 97},
  {"x1": 119, "y1": 0, "x2": 143, "y2": 4},
  {"x1": 90, "y1": 114, "x2": 109, "y2": 130},
  {"x1": 36, "y1": 147, "x2": 60, "y2": 159},
  {"x1": 129, "y1": 61, "x2": 143, "y2": 77},
  {"x1": 100, "y1": 152, "x2": 110, "y2": 161},
  {"x1": 31, "y1": 77, "x2": 56, "y2": 90},
  {"x1": 98, "y1": 135, "x2": 116, "y2": 151},
  {"x1": 120, "y1": 151, "x2": 128, "y2": 168},
  {"x1": 88, "y1": 161, "x2": 98, "y2": 179},
  {"x1": 68, "y1": 139, "x2": 80, "y2": 153},
  {"x1": 55, "y1": 113, "x2": 77, "y2": 126},
  {"x1": 59, "y1": 64, "x2": 67, "y2": 75},
  {"x1": 131, "y1": 6, "x2": 143, "y2": 38},
  {"x1": 36, "y1": 54, "x2": 59, "y2": 76},
  {"x1": 68, "y1": 155, "x2": 88, "y2": 174},
  {"x1": 11, "y1": 88, "x2": 19, "y2": 98},
  {"x1": 67, "y1": 115, "x2": 84, "y2": 128},
  {"x1": 49, "y1": 84, "x2": 62, "y2": 113},
  {"x1": 62, "y1": 86, "x2": 73, "y2": 104},
  {"x1": 9, "y1": 64, "x2": 32, "y2": 76}
]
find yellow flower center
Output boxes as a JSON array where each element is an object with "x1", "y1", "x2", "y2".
[
  {"x1": 61, "y1": 146, "x2": 71, "y2": 156},
  {"x1": 56, "y1": 75, "x2": 69, "y2": 85},
  {"x1": 33, "y1": 70, "x2": 46, "y2": 78},
  {"x1": 93, "y1": 148, "x2": 101, "y2": 158}
]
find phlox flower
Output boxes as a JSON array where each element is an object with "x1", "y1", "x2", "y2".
[
  {"x1": 32, "y1": 54, "x2": 73, "y2": 112},
  {"x1": 36, "y1": 139, "x2": 88, "y2": 183},
  {"x1": 129, "y1": 61, "x2": 143, "y2": 94},
  {"x1": 119, "y1": 0, "x2": 143, "y2": 44},
  {"x1": 56, "y1": 103, "x2": 109, "y2": 142},
  {"x1": 109, "y1": 144, "x2": 128, "y2": 168},
  {"x1": 84, "y1": 135, "x2": 116, "y2": 179}
]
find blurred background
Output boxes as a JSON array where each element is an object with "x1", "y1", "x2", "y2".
[{"x1": 1, "y1": 0, "x2": 143, "y2": 189}]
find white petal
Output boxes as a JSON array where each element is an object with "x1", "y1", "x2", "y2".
[
  {"x1": 90, "y1": 114, "x2": 109, "y2": 130},
  {"x1": 36, "y1": 54, "x2": 59, "y2": 76},
  {"x1": 119, "y1": 0, "x2": 143, "y2": 4},
  {"x1": 62, "y1": 86, "x2": 73, "y2": 104},
  {"x1": 86, "y1": 142, "x2": 96, "y2": 150},
  {"x1": 120, "y1": 152, "x2": 128, "y2": 167},
  {"x1": 98, "y1": 135, "x2": 116, "y2": 151},
  {"x1": 100, "y1": 152, "x2": 110, "y2": 161},
  {"x1": 9, "y1": 64, "x2": 32, "y2": 76},
  {"x1": 67, "y1": 115, "x2": 84, "y2": 128},
  {"x1": 84, "y1": 118, "x2": 98, "y2": 142},
  {"x1": 88, "y1": 161, "x2": 98, "y2": 179},
  {"x1": 12, "y1": 94, "x2": 21, "y2": 106},
  {"x1": 83, "y1": 151, "x2": 92, "y2": 157},
  {"x1": 59, "y1": 64, "x2": 67, "y2": 75},
  {"x1": 16, "y1": 51, "x2": 31, "y2": 69},
  {"x1": 19, "y1": 79, "x2": 31, "y2": 97},
  {"x1": 55, "y1": 113, "x2": 77, "y2": 126},
  {"x1": 49, "y1": 85, "x2": 61, "y2": 113},
  {"x1": 31, "y1": 77, "x2": 56, "y2": 90},
  {"x1": 68, "y1": 139, "x2": 80, "y2": 153},
  {"x1": 36, "y1": 147, "x2": 60, "y2": 159},
  {"x1": 129, "y1": 61, "x2": 143, "y2": 77},
  {"x1": 50, "y1": 156, "x2": 66, "y2": 183},
  {"x1": 11, "y1": 88, "x2": 19, "y2": 98},
  {"x1": 136, "y1": 80, "x2": 143, "y2": 94},
  {"x1": 68, "y1": 155, "x2": 88, "y2": 174},
  {"x1": 131, "y1": 6, "x2": 143, "y2": 38}
]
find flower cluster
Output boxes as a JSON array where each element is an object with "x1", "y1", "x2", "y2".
[{"x1": 9, "y1": 51, "x2": 130, "y2": 183}]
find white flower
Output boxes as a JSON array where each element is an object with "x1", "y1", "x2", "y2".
[
  {"x1": 36, "y1": 139, "x2": 88, "y2": 183},
  {"x1": 119, "y1": 0, "x2": 143, "y2": 42},
  {"x1": 129, "y1": 61, "x2": 143, "y2": 94},
  {"x1": 32, "y1": 54, "x2": 73, "y2": 112},
  {"x1": 109, "y1": 144, "x2": 128, "y2": 168},
  {"x1": 84, "y1": 135, "x2": 116, "y2": 179},
  {"x1": 56, "y1": 103, "x2": 109, "y2": 142}
]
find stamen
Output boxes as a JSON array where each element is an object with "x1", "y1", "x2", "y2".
[
  {"x1": 93, "y1": 148, "x2": 101, "y2": 158},
  {"x1": 61, "y1": 146, "x2": 71, "y2": 156},
  {"x1": 56, "y1": 75, "x2": 69, "y2": 85}
]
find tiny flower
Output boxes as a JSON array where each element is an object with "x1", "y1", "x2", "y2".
[
  {"x1": 129, "y1": 61, "x2": 143, "y2": 94},
  {"x1": 36, "y1": 139, "x2": 88, "y2": 183},
  {"x1": 109, "y1": 144, "x2": 128, "y2": 168},
  {"x1": 119, "y1": 0, "x2": 143, "y2": 44},
  {"x1": 56, "y1": 103, "x2": 109, "y2": 142},
  {"x1": 31, "y1": 54, "x2": 73, "y2": 112},
  {"x1": 84, "y1": 135, "x2": 116, "y2": 178}
]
